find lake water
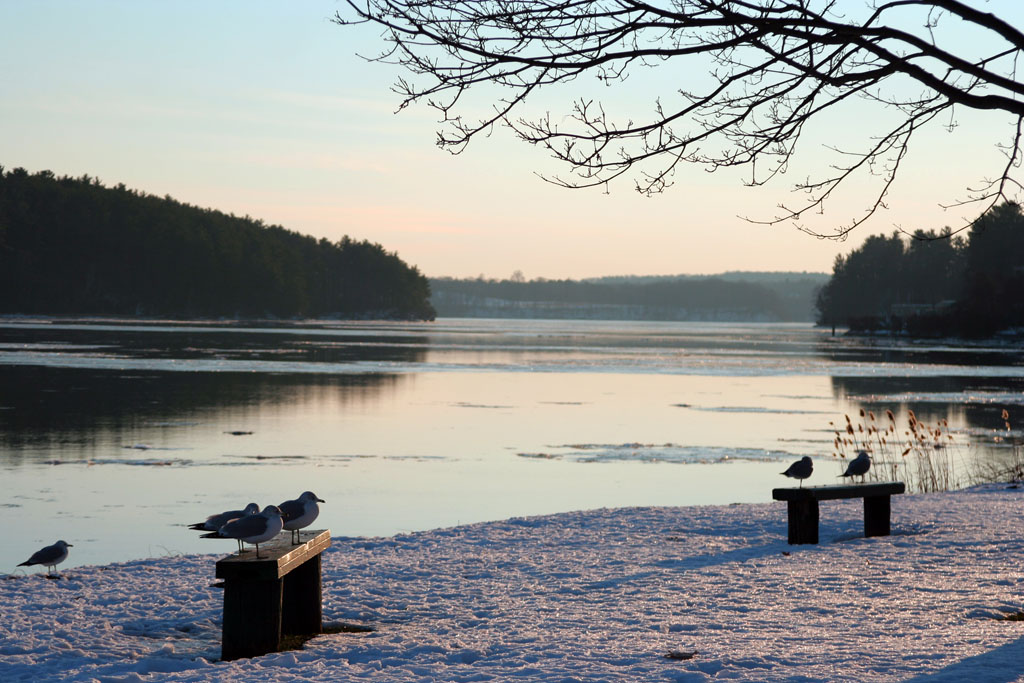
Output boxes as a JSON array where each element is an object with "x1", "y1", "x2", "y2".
[{"x1": 2, "y1": 318, "x2": 1022, "y2": 570}]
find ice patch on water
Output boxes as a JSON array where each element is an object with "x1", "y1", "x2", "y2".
[
  {"x1": 518, "y1": 443, "x2": 793, "y2": 464},
  {"x1": 6, "y1": 348, "x2": 1024, "y2": 378},
  {"x1": 235, "y1": 454, "x2": 310, "y2": 461},
  {"x1": 852, "y1": 391, "x2": 1024, "y2": 406},
  {"x1": 44, "y1": 457, "x2": 193, "y2": 466},
  {"x1": 0, "y1": 342, "x2": 111, "y2": 351},
  {"x1": 963, "y1": 426, "x2": 1024, "y2": 443},
  {"x1": 452, "y1": 401, "x2": 515, "y2": 409},
  {"x1": 121, "y1": 444, "x2": 192, "y2": 452},
  {"x1": 679, "y1": 404, "x2": 832, "y2": 414}
]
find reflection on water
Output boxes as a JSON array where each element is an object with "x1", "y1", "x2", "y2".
[
  {"x1": 0, "y1": 365, "x2": 406, "y2": 462},
  {"x1": 830, "y1": 375, "x2": 1024, "y2": 439},
  {"x1": 1, "y1": 318, "x2": 1022, "y2": 570}
]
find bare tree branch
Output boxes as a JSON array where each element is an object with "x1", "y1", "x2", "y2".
[{"x1": 336, "y1": 0, "x2": 1024, "y2": 237}]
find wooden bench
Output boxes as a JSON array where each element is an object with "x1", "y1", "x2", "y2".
[
  {"x1": 215, "y1": 529, "x2": 331, "y2": 661},
  {"x1": 772, "y1": 482, "x2": 905, "y2": 545}
]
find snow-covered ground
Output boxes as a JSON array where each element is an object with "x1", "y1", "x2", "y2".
[{"x1": 3, "y1": 486, "x2": 1023, "y2": 682}]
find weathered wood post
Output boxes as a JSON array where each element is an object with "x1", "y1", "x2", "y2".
[
  {"x1": 786, "y1": 497, "x2": 819, "y2": 544},
  {"x1": 282, "y1": 552, "x2": 323, "y2": 636},
  {"x1": 773, "y1": 482, "x2": 905, "y2": 546},
  {"x1": 863, "y1": 494, "x2": 892, "y2": 537},
  {"x1": 221, "y1": 572, "x2": 283, "y2": 660},
  {"x1": 215, "y1": 529, "x2": 331, "y2": 661}
]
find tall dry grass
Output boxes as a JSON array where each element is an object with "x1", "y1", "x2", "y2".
[
  {"x1": 829, "y1": 407, "x2": 1024, "y2": 493},
  {"x1": 829, "y1": 408, "x2": 961, "y2": 493},
  {"x1": 967, "y1": 408, "x2": 1024, "y2": 485}
]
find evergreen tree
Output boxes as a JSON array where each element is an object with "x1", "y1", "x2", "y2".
[
  {"x1": 815, "y1": 203, "x2": 1024, "y2": 336},
  {"x1": 0, "y1": 167, "x2": 435, "y2": 320},
  {"x1": 959, "y1": 203, "x2": 1024, "y2": 335}
]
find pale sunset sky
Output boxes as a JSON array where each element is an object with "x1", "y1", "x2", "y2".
[{"x1": 2, "y1": 1, "x2": 1020, "y2": 280}]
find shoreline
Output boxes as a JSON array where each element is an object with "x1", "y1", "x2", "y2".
[
  {"x1": 8, "y1": 315, "x2": 1024, "y2": 348},
  {"x1": 0, "y1": 313, "x2": 438, "y2": 328}
]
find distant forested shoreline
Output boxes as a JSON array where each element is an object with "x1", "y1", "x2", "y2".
[
  {"x1": 430, "y1": 272, "x2": 827, "y2": 322},
  {"x1": 0, "y1": 167, "x2": 435, "y2": 320},
  {"x1": 815, "y1": 202, "x2": 1024, "y2": 337}
]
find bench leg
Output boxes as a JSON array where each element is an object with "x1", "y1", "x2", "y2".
[
  {"x1": 787, "y1": 499, "x2": 819, "y2": 544},
  {"x1": 221, "y1": 577, "x2": 283, "y2": 661},
  {"x1": 282, "y1": 554, "x2": 323, "y2": 636},
  {"x1": 864, "y1": 495, "x2": 891, "y2": 537}
]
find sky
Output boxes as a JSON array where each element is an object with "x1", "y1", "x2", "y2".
[{"x1": 1, "y1": 1, "x2": 1021, "y2": 280}]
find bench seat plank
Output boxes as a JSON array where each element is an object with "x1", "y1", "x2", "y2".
[
  {"x1": 216, "y1": 529, "x2": 331, "y2": 581},
  {"x1": 772, "y1": 482, "x2": 905, "y2": 502}
]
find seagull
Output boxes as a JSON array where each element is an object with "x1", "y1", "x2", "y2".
[
  {"x1": 188, "y1": 502, "x2": 259, "y2": 532},
  {"x1": 840, "y1": 450, "x2": 872, "y2": 482},
  {"x1": 188, "y1": 502, "x2": 259, "y2": 552},
  {"x1": 201, "y1": 505, "x2": 283, "y2": 559},
  {"x1": 19, "y1": 540, "x2": 73, "y2": 575},
  {"x1": 781, "y1": 456, "x2": 813, "y2": 487},
  {"x1": 279, "y1": 491, "x2": 325, "y2": 544}
]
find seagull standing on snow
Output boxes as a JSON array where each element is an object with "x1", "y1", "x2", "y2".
[
  {"x1": 201, "y1": 505, "x2": 283, "y2": 559},
  {"x1": 279, "y1": 491, "x2": 325, "y2": 544},
  {"x1": 19, "y1": 540, "x2": 73, "y2": 575},
  {"x1": 188, "y1": 502, "x2": 259, "y2": 552},
  {"x1": 840, "y1": 450, "x2": 872, "y2": 482},
  {"x1": 781, "y1": 456, "x2": 813, "y2": 487}
]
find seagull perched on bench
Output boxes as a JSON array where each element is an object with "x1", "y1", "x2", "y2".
[
  {"x1": 202, "y1": 505, "x2": 283, "y2": 559},
  {"x1": 840, "y1": 450, "x2": 872, "y2": 482},
  {"x1": 781, "y1": 456, "x2": 813, "y2": 487},
  {"x1": 19, "y1": 540, "x2": 73, "y2": 576},
  {"x1": 188, "y1": 502, "x2": 259, "y2": 532},
  {"x1": 188, "y1": 502, "x2": 259, "y2": 552},
  {"x1": 279, "y1": 491, "x2": 325, "y2": 544}
]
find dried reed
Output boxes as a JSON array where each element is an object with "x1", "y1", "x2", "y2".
[
  {"x1": 829, "y1": 407, "x2": 961, "y2": 493},
  {"x1": 966, "y1": 408, "x2": 1023, "y2": 485}
]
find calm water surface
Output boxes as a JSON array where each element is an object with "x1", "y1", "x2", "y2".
[{"x1": 2, "y1": 318, "x2": 1022, "y2": 570}]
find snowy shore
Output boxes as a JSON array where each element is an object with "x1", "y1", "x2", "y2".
[{"x1": 3, "y1": 486, "x2": 1023, "y2": 682}]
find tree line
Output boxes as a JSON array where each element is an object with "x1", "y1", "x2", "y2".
[
  {"x1": 0, "y1": 167, "x2": 435, "y2": 320},
  {"x1": 431, "y1": 273, "x2": 826, "y2": 321},
  {"x1": 815, "y1": 202, "x2": 1024, "y2": 337}
]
